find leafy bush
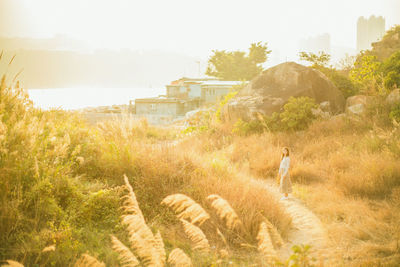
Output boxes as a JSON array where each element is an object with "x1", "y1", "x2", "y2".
[
  {"x1": 316, "y1": 66, "x2": 358, "y2": 98},
  {"x1": 389, "y1": 103, "x2": 400, "y2": 123},
  {"x1": 231, "y1": 118, "x2": 265, "y2": 135},
  {"x1": 382, "y1": 51, "x2": 400, "y2": 90},
  {"x1": 279, "y1": 97, "x2": 318, "y2": 131}
]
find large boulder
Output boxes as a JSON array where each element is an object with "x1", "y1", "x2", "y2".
[{"x1": 223, "y1": 62, "x2": 345, "y2": 121}]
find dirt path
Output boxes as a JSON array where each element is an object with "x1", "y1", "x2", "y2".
[{"x1": 250, "y1": 178, "x2": 330, "y2": 261}]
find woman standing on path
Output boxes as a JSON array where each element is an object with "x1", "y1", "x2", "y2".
[{"x1": 279, "y1": 147, "x2": 292, "y2": 200}]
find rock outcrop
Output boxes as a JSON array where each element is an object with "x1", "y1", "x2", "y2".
[
  {"x1": 223, "y1": 62, "x2": 345, "y2": 121},
  {"x1": 345, "y1": 95, "x2": 371, "y2": 116}
]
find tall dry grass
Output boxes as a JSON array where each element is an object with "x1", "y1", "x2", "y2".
[{"x1": 210, "y1": 108, "x2": 400, "y2": 266}]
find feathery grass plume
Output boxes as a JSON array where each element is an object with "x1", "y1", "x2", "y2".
[
  {"x1": 127, "y1": 231, "x2": 160, "y2": 266},
  {"x1": 122, "y1": 174, "x2": 144, "y2": 220},
  {"x1": 154, "y1": 231, "x2": 166, "y2": 264},
  {"x1": 180, "y1": 219, "x2": 210, "y2": 252},
  {"x1": 161, "y1": 194, "x2": 210, "y2": 225},
  {"x1": 74, "y1": 253, "x2": 106, "y2": 267},
  {"x1": 122, "y1": 215, "x2": 162, "y2": 265},
  {"x1": 42, "y1": 244, "x2": 56, "y2": 252},
  {"x1": 3, "y1": 260, "x2": 24, "y2": 267},
  {"x1": 264, "y1": 219, "x2": 284, "y2": 248},
  {"x1": 122, "y1": 214, "x2": 156, "y2": 244},
  {"x1": 257, "y1": 222, "x2": 278, "y2": 263},
  {"x1": 119, "y1": 178, "x2": 162, "y2": 266},
  {"x1": 167, "y1": 248, "x2": 193, "y2": 267},
  {"x1": 110, "y1": 235, "x2": 140, "y2": 267},
  {"x1": 207, "y1": 194, "x2": 242, "y2": 230}
]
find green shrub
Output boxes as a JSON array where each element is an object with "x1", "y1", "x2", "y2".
[
  {"x1": 231, "y1": 118, "x2": 265, "y2": 135},
  {"x1": 316, "y1": 66, "x2": 358, "y2": 98},
  {"x1": 280, "y1": 97, "x2": 318, "y2": 131},
  {"x1": 389, "y1": 103, "x2": 400, "y2": 123}
]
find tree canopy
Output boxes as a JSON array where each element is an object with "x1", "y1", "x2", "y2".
[
  {"x1": 299, "y1": 51, "x2": 331, "y2": 67},
  {"x1": 206, "y1": 42, "x2": 271, "y2": 81}
]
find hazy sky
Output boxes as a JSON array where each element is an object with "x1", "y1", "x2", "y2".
[{"x1": 1, "y1": 0, "x2": 400, "y2": 59}]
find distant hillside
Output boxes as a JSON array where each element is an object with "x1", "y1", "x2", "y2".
[{"x1": 0, "y1": 39, "x2": 206, "y2": 88}]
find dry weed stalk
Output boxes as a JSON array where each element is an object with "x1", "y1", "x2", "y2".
[
  {"x1": 207, "y1": 194, "x2": 242, "y2": 230},
  {"x1": 110, "y1": 235, "x2": 140, "y2": 267},
  {"x1": 180, "y1": 219, "x2": 210, "y2": 252},
  {"x1": 167, "y1": 248, "x2": 193, "y2": 267},
  {"x1": 3, "y1": 260, "x2": 24, "y2": 267},
  {"x1": 161, "y1": 194, "x2": 210, "y2": 225},
  {"x1": 257, "y1": 222, "x2": 278, "y2": 263},
  {"x1": 74, "y1": 253, "x2": 106, "y2": 267},
  {"x1": 216, "y1": 228, "x2": 228, "y2": 247}
]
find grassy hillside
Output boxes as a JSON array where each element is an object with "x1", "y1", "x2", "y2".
[{"x1": 0, "y1": 75, "x2": 292, "y2": 266}]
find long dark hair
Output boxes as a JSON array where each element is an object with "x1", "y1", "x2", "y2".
[{"x1": 281, "y1": 147, "x2": 290, "y2": 160}]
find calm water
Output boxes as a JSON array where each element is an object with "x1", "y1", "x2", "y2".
[{"x1": 27, "y1": 87, "x2": 164, "y2": 110}]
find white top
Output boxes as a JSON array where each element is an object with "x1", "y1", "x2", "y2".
[{"x1": 279, "y1": 156, "x2": 290, "y2": 176}]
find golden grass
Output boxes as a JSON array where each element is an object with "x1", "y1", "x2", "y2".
[
  {"x1": 180, "y1": 219, "x2": 210, "y2": 252},
  {"x1": 207, "y1": 194, "x2": 242, "y2": 230},
  {"x1": 74, "y1": 253, "x2": 106, "y2": 267},
  {"x1": 161, "y1": 194, "x2": 210, "y2": 226},
  {"x1": 167, "y1": 248, "x2": 193, "y2": 267}
]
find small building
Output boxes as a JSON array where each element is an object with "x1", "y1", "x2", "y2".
[
  {"x1": 166, "y1": 78, "x2": 243, "y2": 104},
  {"x1": 133, "y1": 77, "x2": 244, "y2": 124},
  {"x1": 200, "y1": 80, "x2": 242, "y2": 104},
  {"x1": 135, "y1": 96, "x2": 200, "y2": 117}
]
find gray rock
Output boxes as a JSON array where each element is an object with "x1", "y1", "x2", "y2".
[
  {"x1": 223, "y1": 62, "x2": 345, "y2": 121},
  {"x1": 312, "y1": 107, "x2": 331, "y2": 119},
  {"x1": 346, "y1": 103, "x2": 365, "y2": 115},
  {"x1": 345, "y1": 95, "x2": 371, "y2": 115},
  {"x1": 319, "y1": 101, "x2": 331, "y2": 112}
]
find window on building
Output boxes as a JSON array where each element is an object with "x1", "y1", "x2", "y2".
[{"x1": 150, "y1": 104, "x2": 156, "y2": 110}]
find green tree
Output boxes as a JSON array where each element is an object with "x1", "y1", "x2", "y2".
[
  {"x1": 206, "y1": 42, "x2": 271, "y2": 81},
  {"x1": 381, "y1": 50, "x2": 400, "y2": 90},
  {"x1": 299, "y1": 52, "x2": 358, "y2": 98},
  {"x1": 299, "y1": 51, "x2": 331, "y2": 67},
  {"x1": 349, "y1": 53, "x2": 385, "y2": 95}
]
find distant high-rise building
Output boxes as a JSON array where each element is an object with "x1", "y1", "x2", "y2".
[
  {"x1": 299, "y1": 33, "x2": 331, "y2": 54},
  {"x1": 357, "y1": 15, "x2": 385, "y2": 51}
]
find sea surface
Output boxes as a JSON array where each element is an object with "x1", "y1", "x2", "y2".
[{"x1": 27, "y1": 87, "x2": 164, "y2": 110}]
